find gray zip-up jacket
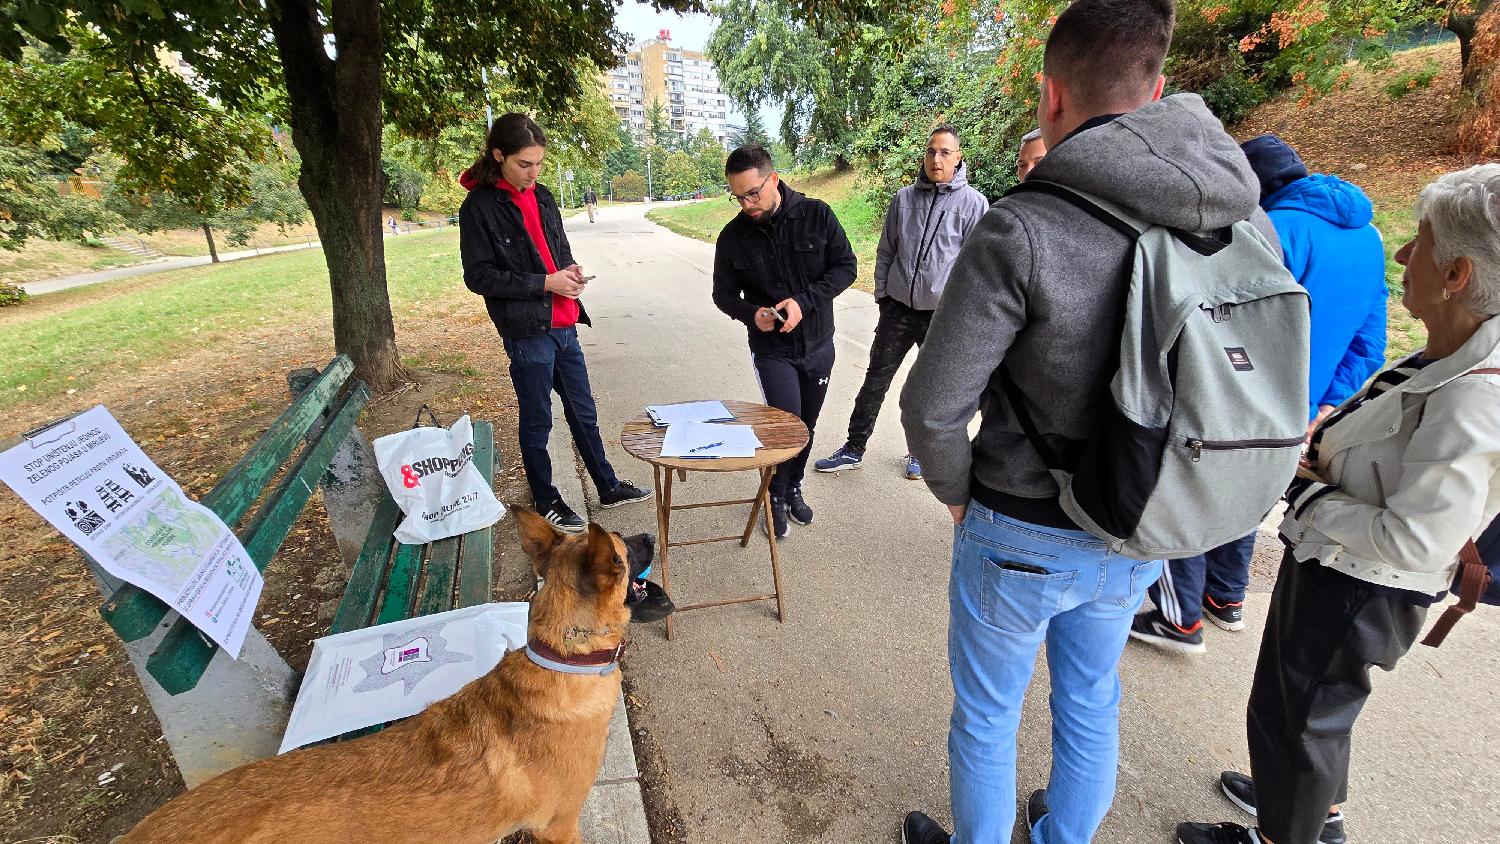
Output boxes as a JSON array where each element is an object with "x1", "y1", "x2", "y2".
[
  {"x1": 874, "y1": 161, "x2": 991, "y2": 311},
  {"x1": 900, "y1": 95, "x2": 1276, "y2": 511}
]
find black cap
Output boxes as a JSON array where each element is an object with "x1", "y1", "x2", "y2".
[{"x1": 1240, "y1": 133, "x2": 1309, "y2": 204}]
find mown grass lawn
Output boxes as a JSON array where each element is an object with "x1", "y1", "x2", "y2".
[{"x1": 0, "y1": 227, "x2": 464, "y2": 409}]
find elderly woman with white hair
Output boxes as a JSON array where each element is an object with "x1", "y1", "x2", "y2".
[{"x1": 1178, "y1": 164, "x2": 1500, "y2": 844}]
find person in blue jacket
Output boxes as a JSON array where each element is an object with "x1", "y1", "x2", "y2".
[{"x1": 1130, "y1": 134, "x2": 1389, "y2": 654}]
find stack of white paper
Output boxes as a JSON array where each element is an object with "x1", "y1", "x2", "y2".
[
  {"x1": 659, "y1": 421, "x2": 763, "y2": 458},
  {"x1": 646, "y1": 401, "x2": 735, "y2": 427}
]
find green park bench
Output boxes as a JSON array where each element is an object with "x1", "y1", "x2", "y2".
[{"x1": 82, "y1": 354, "x2": 498, "y2": 785}]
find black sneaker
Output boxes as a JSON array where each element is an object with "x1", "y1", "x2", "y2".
[
  {"x1": 1203, "y1": 595, "x2": 1247, "y2": 631},
  {"x1": 786, "y1": 485, "x2": 813, "y2": 526},
  {"x1": 600, "y1": 481, "x2": 652, "y2": 508},
  {"x1": 765, "y1": 494, "x2": 790, "y2": 539},
  {"x1": 1175, "y1": 821, "x2": 1260, "y2": 844},
  {"x1": 1129, "y1": 609, "x2": 1207, "y2": 654},
  {"x1": 541, "y1": 499, "x2": 585, "y2": 533},
  {"x1": 1025, "y1": 789, "x2": 1049, "y2": 832},
  {"x1": 625, "y1": 579, "x2": 675, "y2": 623},
  {"x1": 1219, "y1": 771, "x2": 1347, "y2": 844},
  {"x1": 901, "y1": 811, "x2": 951, "y2": 844}
]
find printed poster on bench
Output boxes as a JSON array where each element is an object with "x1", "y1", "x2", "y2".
[
  {"x1": 279, "y1": 602, "x2": 529, "y2": 753},
  {"x1": 0, "y1": 405, "x2": 262, "y2": 658}
]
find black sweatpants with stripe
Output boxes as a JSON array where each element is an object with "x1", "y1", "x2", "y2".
[{"x1": 753, "y1": 343, "x2": 834, "y2": 498}]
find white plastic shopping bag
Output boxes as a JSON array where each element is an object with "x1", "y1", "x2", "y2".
[{"x1": 373, "y1": 409, "x2": 505, "y2": 544}]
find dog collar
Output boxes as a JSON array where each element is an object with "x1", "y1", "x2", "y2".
[{"x1": 524, "y1": 638, "x2": 626, "y2": 676}]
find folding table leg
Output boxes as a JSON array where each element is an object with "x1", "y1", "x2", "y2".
[
  {"x1": 740, "y1": 465, "x2": 774, "y2": 547},
  {"x1": 761, "y1": 466, "x2": 786, "y2": 622},
  {"x1": 660, "y1": 466, "x2": 677, "y2": 640}
]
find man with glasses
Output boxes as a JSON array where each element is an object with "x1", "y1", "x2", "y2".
[
  {"x1": 712, "y1": 144, "x2": 858, "y2": 538},
  {"x1": 816, "y1": 124, "x2": 991, "y2": 481}
]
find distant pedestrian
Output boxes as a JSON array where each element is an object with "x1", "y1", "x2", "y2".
[
  {"x1": 814, "y1": 125, "x2": 988, "y2": 481},
  {"x1": 583, "y1": 186, "x2": 598, "y2": 223},
  {"x1": 1177, "y1": 164, "x2": 1500, "y2": 844},
  {"x1": 1130, "y1": 134, "x2": 1391, "y2": 654},
  {"x1": 457, "y1": 112, "x2": 653, "y2": 536},
  {"x1": 898, "y1": 0, "x2": 1283, "y2": 840},
  {"x1": 712, "y1": 143, "x2": 858, "y2": 538},
  {"x1": 389, "y1": 216, "x2": 399, "y2": 235}
]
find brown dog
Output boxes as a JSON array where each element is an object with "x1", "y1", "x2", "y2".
[{"x1": 118, "y1": 509, "x2": 635, "y2": 844}]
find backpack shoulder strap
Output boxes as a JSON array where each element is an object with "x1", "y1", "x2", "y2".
[
  {"x1": 1005, "y1": 180, "x2": 1236, "y2": 256},
  {"x1": 997, "y1": 364, "x2": 1065, "y2": 472},
  {"x1": 1422, "y1": 539, "x2": 1492, "y2": 648},
  {"x1": 1003, "y1": 180, "x2": 1142, "y2": 240}
]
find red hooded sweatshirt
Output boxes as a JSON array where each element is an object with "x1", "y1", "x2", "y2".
[{"x1": 460, "y1": 169, "x2": 578, "y2": 329}]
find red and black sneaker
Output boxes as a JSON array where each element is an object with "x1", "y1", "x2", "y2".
[
  {"x1": 1129, "y1": 609, "x2": 1206, "y2": 654},
  {"x1": 1202, "y1": 595, "x2": 1247, "y2": 631}
]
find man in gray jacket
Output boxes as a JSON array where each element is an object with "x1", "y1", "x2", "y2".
[
  {"x1": 814, "y1": 125, "x2": 989, "y2": 480},
  {"x1": 898, "y1": 1, "x2": 1268, "y2": 842}
]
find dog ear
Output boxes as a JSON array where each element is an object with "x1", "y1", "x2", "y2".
[
  {"x1": 580, "y1": 522, "x2": 626, "y2": 593},
  {"x1": 514, "y1": 508, "x2": 564, "y2": 573}
]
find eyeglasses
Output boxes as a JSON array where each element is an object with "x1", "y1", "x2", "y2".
[
  {"x1": 728, "y1": 172, "x2": 774, "y2": 206},
  {"x1": 925, "y1": 148, "x2": 958, "y2": 160}
]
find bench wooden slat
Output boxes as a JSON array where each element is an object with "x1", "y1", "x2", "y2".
[
  {"x1": 143, "y1": 383, "x2": 371, "y2": 695},
  {"x1": 329, "y1": 495, "x2": 400, "y2": 634},
  {"x1": 375, "y1": 543, "x2": 423, "y2": 625},
  {"x1": 416, "y1": 537, "x2": 459, "y2": 617},
  {"x1": 457, "y1": 421, "x2": 496, "y2": 607},
  {"x1": 240, "y1": 384, "x2": 371, "y2": 567},
  {"x1": 99, "y1": 356, "x2": 355, "y2": 642}
]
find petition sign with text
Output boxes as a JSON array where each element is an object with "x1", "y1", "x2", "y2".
[{"x1": 0, "y1": 406, "x2": 262, "y2": 657}]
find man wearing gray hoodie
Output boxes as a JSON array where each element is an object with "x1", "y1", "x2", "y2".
[
  {"x1": 898, "y1": 1, "x2": 1272, "y2": 843},
  {"x1": 815, "y1": 125, "x2": 990, "y2": 480}
]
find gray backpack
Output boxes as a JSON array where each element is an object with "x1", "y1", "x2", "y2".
[{"x1": 1001, "y1": 181, "x2": 1311, "y2": 560}]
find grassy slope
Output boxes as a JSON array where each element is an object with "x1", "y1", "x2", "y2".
[
  {"x1": 1235, "y1": 42, "x2": 1469, "y2": 360},
  {"x1": 647, "y1": 169, "x2": 882, "y2": 292},
  {"x1": 0, "y1": 227, "x2": 462, "y2": 409}
]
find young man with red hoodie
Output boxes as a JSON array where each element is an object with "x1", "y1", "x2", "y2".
[{"x1": 458, "y1": 113, "x2": 653, "y2": 537}]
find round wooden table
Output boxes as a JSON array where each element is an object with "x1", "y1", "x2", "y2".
[{"x1": 621, "y1": 400, "x2": 810, "y2": 639}]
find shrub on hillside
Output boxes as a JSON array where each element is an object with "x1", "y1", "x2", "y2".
[
  {"x1": 1384, "y1": 59, "x2": 1442, "y2": 98},
  {"x1": 612, "y1": 170, "x2": 647, "y2": 202},
  {"x1": 0, "y1": 280, "x2": 28, "y2": 308}
]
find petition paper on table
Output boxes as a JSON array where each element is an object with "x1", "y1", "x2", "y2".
[{"x1": 659, "y1": 421, "x2": 763, "y2": 458}]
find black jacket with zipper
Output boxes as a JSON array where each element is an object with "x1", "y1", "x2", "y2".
[
  {"x1": 459, "y1": 182, "x2": 590, "y2": 339},
  {"x1": 712, "y1": 182, "x2": 858, "y2": 359}
]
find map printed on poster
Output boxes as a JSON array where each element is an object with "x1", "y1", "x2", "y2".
[
  {"x1": 279, "y1": 602, "x2": 529, "y2": 753},
  {"x1": 0, "y1": 406, "x2": 262, "y2": 657}
]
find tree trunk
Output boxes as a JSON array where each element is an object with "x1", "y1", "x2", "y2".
[
  {"x1": 201, "y1": 222, "x2": 219, "y2": 263},
  {"x1": 1456, "y1": 5, "x2": 1500, "y2": 160},
  {"x1": 1450, "y1": 0, "x2": 1495, "y2": 86},
  {"x1": 268, "y1": 0, "x2": 407, "y2": 393}
]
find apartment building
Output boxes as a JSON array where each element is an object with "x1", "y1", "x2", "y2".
[{"x1": 605, "y1": 31, "x2": 731, "y2": 147}]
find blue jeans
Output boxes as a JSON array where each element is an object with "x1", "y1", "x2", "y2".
[
  {"x1": 1147, "y1": 533, "x2": 1254, "y2": 630},
  {"x1": 948, "y1": 501, "x2": 1161, "y2": 844},
  {"x1": 502, "y1": 327, "x2": 620, "y2": 507}
]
